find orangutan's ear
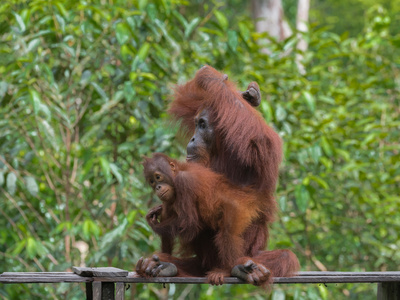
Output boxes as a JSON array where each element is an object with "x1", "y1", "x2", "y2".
[
  {"x1": 241, "y1": 82, "x2": 261, "y2": 107},
  {"x1": 170, "y1": 162, "x2": 176, "y2": 175}
]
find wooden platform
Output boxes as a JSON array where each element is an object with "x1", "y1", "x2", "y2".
[{"x1": 1, "y1": 269, "x2": 400, "y2": 299}]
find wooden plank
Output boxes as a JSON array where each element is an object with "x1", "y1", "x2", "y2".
[
  {"x1": 2, "y1": 271, "x2": 400, "y2": 284},
  {"x1": 86, "y1": 282, "x2": 93, "y2": 300},
  {"x1": 377, "y1": 282, "x2": 400, "y2": 300},
  {"x1": 274, "y1": 276, "x2": 400, "y2": 284},
  {"x1": 3, "y1": 271, "x2": 400, "y2": 277},
  {"x1": 92, "y1": 282, "x2": 102, "y2": 300},
  {"x1": 3, "y1": 275, "x2": 399, "y2": 285},
  {"x1": 297, "y1": 271, "x2": 400, "y2": 276},
  {"x1": 1, "y1": 272, "x2": 75, "y2": 276},
  {"x1": 73, "y1": 267, "x2": 128, "y2": 277},
  {"x1": 92, "y1": 273, "x2": 400, "y2": 284},
  {"x1": 115, "y1": 283, "x2": 125, "y2": 300},
  {"x1": 0, "y1": 274, "x2": 93, "y2": 283},
  {"x1": 101, "y1": 282, "x2": 115, "y2": 300}
]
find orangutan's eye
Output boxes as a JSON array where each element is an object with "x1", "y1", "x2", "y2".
[{"x1": 198, "y1": 119, "x2": 206, "y2": 129}]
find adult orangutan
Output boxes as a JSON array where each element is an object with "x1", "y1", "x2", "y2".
[
  {"x1": 137, "y1": 66, "x2": 299, "y2": 284},
  {"x1": 139, "y1": 153, "x2": 268, "y2": 284}
]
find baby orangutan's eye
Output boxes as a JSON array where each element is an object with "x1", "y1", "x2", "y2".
[
  {"x1": 156, "y1": 174, "x2": 161, "y2": 180},
  {"x1": 149, "y1": 179, "x2": 154, "y2": 184}
]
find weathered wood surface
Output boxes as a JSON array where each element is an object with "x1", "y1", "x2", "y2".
[
  {"x1": 0, "y1": 272, "x2": 92, "y2": 283},
  {"x1": 115, "y1": 283, "x2": 125, "y2": 300},
  {"x1": 377, "y1": 282, "x2": 400, "y2": 300},
  {"x1": 73, "y1": 267, "x2": 129, "y2": 277},
  {"x1": 2, "y1": 271, "x2": 400, "y2": 284}
]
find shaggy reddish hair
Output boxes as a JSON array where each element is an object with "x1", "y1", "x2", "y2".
[
  {"x1": 137, "y1": 67, "x2": 300, "y2": 284},
  {"x1": 169, "y1": 65, "x2": 282, "y2": 194}
]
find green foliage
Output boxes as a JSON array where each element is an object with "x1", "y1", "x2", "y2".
[
  {"x1": 311, "y1": 0, "x2": 400, "y2": 36},
  {"x1": 1, "y1": 0, "x2": 399, "y2": 299}
]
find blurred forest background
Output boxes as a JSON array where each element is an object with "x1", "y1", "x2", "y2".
[{"x1": 0, "y1": 0, "x2": 399, "y2": 299}]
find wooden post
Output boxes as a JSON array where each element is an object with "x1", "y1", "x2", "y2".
[
  {"x1": 92, "y1": 282, "x2": 102, "y2": 300},
  {"x1": 101, "y1": 282, "x2": 115, "y2": 300},
  {"x1": 377, "y1": 282, "x2": 400, "y2": 300},
  {"x1": 86, "y1": 282, "x2": 93, "y2": 300},
  {"x1": 115, "y1": 282, "x2": 125, "y2": 300},
  {"x1": 73, "y1": 267, "x2": 128, "y2": 300}
]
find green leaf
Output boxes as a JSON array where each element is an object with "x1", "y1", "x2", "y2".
[
  {"x1": 228, "y1": 30, "x2": 238, "y2": 52},
  {"x1": 124, "y1": 82, "x2": 136, "y2": 103},
  {"x1": 261, "y1": 100, "x2": 273, "y2": 122},
  {"x1": 320, "y1": 136, "x2": 333, "y2": 156},
  {"x1": 0, "y1": 81, "x2": 8, "y2": 102},
  {"x1": 116, "y1": 23, "x2": 130, "y2": 45},
  {"x1": 109, "y1": 163, "x2": 123, "y2": 183},
  {"x1": 127, "y1": 210, "x2": 138, "y2": 224},
  {"x1": 140, "y1": 72, "x2": 156, "y2": 80},
  {"x1": 27, "y1": 38, "x2": 41, "y2": 53},
  {"x1": 137, "y1": 43, "x2": 150, "y2": 61},
  {"x1": 283, "y1": 37, "x2": 297, "y2": 52},
  {"x1": 100, "y1": 157, "x2": 111, "y2": 182},
  {"x1": 25, "y1": 176, "x2": 39, "y2": 197},
  {"x1": 302, "y1": 91, "x2": 316, "y2": 112},
  {"x1": 83, "y1": 219, "x2": 100, "y2": 240},
  {"x1": 54, "y1": 221, "x2": 72, "y2": 234},
  {"x1": 12, "y1": 240, "x2": 26, "y2": 256},
  {"x1": 335, "y1": 148, "x2": 350, "y2": 161},
  {"x1": 239, "y1": 22, "x2": 250, "y2": 42},
  {"x1": 214, "y1": 10, "x2": 228, "y2": 31},
  {"x1": 41, "y1": 120, "x2": 59, "y2": 151},
  {"x1": 99, "y1": 219, "x2": 128, "y2": 249},
  {"x1": 154, "y1": 19, "x2": 180, "y2": 52},
  {"x1": 279, "y1": 195, "x2": 287, "y2": 211},
  {"x1": 146, "y1": 4, "x2": 157, "y2": 20},
  {"x1": 54, "y1": 2, "x2": 69, "y2": 18},
  {"x1": 309, "y1": 175, "x2": 329, "y2": 189},
  {"x1": 139, "y1": 0, "x2": 148, "y2": 10},
  {"x1": 362, "y1": 133, "x2": 377, "y2": 146},
  {"x1": 295, "y1": 184, "x2": 310, "y2": 213},
  {"x1": 39, "y1": 103, "x2": 51, "y2": 120},
  {"x1": 26, "y1": 237, "x2": 37, "y2": 259},
  {"x1": 318, "y1": 282, "x2": 329, "y2": 299},
  {"x1": 7, "y1": 172, "x2": 17, "y2": 196},
  {"x1": 29, "y1": 89, "x2": 41, "y2": 114},
  {"x1": 185, "y1": 17, "x2": 200, "y2": 38},
  {"x1": 275, "y1": 105, "x2": 287, "y2": 121},
  {"x1": 319, "y1": 95, "x2": 335, "y2": 105},
  {"x1": 34, "y1": 241, "x2": 48, "y2": 257},
  {"x1": 55, "y1": 14, "x2": 65, "y2": 33},
  {"x1": 13, "y1": 12, "x2": 26, "y2": 32},
  {"x1": 80, "y1": 70, "x2": 92, "y2": 86},
  {"x1": 173, "y1": 11, "x2": 188, "y2": 27},
  {"x1": 0, "y1": 171, "x2": 3, "y2": 186},
  {"x1": 91, "y1": 82, "x2": 109, "y2": 102}
]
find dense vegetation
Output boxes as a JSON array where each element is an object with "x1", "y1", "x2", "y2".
[{"x1": 0, "y1": 0, "x2": 399, "y2": 299}]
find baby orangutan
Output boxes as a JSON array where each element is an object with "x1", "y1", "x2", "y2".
[{"x1": 137, "y1": 153, "x2": 271, "y2": 286}]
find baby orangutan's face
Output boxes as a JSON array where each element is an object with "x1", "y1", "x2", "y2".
[
  {"x1": 145, "y1": 157, "x2": 176, "y2": 203},
  {"x1": 148, "y1": 171, "x2": 174, "y2": 202}
]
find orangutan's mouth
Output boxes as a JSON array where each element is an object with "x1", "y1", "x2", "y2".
[
  {"x1": 186, "y1": 155, "x2": 198, "y2": 162},
  {"x1": 159, "y1": 190, "x2": 168, "y2": 199}
]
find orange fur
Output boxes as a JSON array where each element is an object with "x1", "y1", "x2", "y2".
[
  {"x1": 169, "y1": 66, "x2": 282, "y2": 256},
  {"x1": 168, "y1": 66, "x2": 299, "y2": 279},
  {"x1": 139, "y1": 66, "x2": 300, "y2": 284},
  {"x1": 143, "y1": 153, "x2": 260, "y2": 276}
]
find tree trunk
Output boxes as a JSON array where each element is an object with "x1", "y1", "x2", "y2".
[
  {"x1": 251, "y1": 0, "x2": 292, "y2": 42},
  {"x1": 296, "y1": 0, "x2": 310, "y2": 74}
]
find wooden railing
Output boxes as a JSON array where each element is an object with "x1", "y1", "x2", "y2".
[{"x1": 1, "y1": 268, "x2": 400, "y2": 300}]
